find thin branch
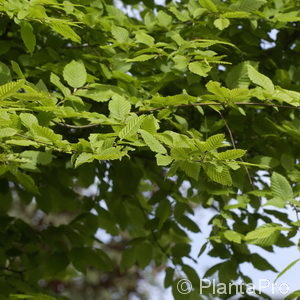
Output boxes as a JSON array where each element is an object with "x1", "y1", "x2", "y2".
[
  {"x1": 136, "y1": 101, "x2": 300, "y2": 114},
  {"x1": 52, "y1": 102, "x2": 300, "y2": 129},
  {"x1": 55, "y1": 122, "x2": 102, "y2": 129},
  {"x1": 217, "y1": 111, "x2": 254, "y2": 186}
]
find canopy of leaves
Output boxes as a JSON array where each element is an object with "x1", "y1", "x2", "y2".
[{"x1": 0, "y1": 0, "x2": 300, "y2": 299}]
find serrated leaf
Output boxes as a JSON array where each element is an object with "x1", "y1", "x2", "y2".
[
  {"x1": 204, "y1": 164, "x2": 232, "y2": 185},
  {"x1": 94, "y1": 147, "x2": 128, "y2": 160},
  {"x1": 118, "y1": 116, "x2": 145, "y2": 140},
  {"x1": 199, "y1": 0, "x2": 218, "y2": 12},
  {"x1": 188, "y1": 61, "x2": 211, "y2": 77},
  {"x1": 63, "y1": 60, "x2": 87, "y2": 88},
  {"x1": 20, "y1": 22, "x2": 36, "y2": 54},
  {"x1": 223, "y1": 230, "x2": 243, "y2": 243},
  {"x1": 247, "y1": 64, "x2": 274, "y2": 94},
  {"x1": 226, "y1": 62, "x2": 250, "y2": 88},
  {"x1": 0, "y1": 80, "x2": 25, "y2": 100},
  {"x1": 179, "y1": 161, "x2": 201, "y2": 180},
  {"x1": 51, "y1": 22, "x2": 81, "y2": 43},
  {"x1": 135, "y1": 31, "x2": 155, "y2": 46},
  {"x1": 74, "y1": 153, "x2": 94, "y2": 168},
  {"x1": 139, "y1": 129, "x2": 167, "y2": 154},
  {"x1": 214, "y1": 18, "x2": 230, "y2": 30},
  {"x1": 108, "y1": 96, "x2": 131, "y2": 121},
  {"x1": 126, "y1": 54, "x2": 157, "y2": 62},
  {"x1": 156, "y1": 154, "x2": 173, "y2": 166},
  {"x1": 217, "y1": 149, "x2": 246, "y2": 160},
  {"x1": 245, "y1": 224, "x2": 290, "y2": 247},
  {"x1": 111, "y1": 25, "x2": 129, "y2": 43},
  {"x1": 0, "y1": 128, "x2": 17, "y2": 138},
  {"x1": 20, "y1": 113, "x2": 39, "y2": 128},
  {"x1": 221, "y1": 11, "x2": 250, "y2": 18},
  {"x1": 237, "y1": 0, "x2": 266, "y2": 12},
  {"x1": 271, "y1": 172, "x2": 293, "y2": 202},
  {"x1": 203, "y1": 134, "x2": 225, "y2": 151}
]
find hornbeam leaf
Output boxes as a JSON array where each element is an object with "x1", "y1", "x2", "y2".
[
  {"x1": 111, "y1": 25, "x2": 129, "y2": 43},
  {"x1": 275, "y1": 258, "x2": 300, "y2": 283},
  {"x1": 245, "y1": 224, "x2": 290, "y2": 246},
  {"x1": 247, "y1": 64, "x2": 274, "y2": 93},
  {"x1": 203, "y1": 134, "x2": 225, "y2": 151},
  {"x1": 0, "y1": 80, "x2": 25, "y2": 100},
  {"x1": 20, "y1": 22, "x2": 36, "y2": 54},
  {"x1": 156, "y1": 154, "x2": 173, "y2": 166},
  {"x1": 119, "y1": 116, "x2": 145, "y2": 140},
  {"x1": 109, "y1": 96, "x2": 131, "y2": 121},
  {"x1": 223, "y1": 230, "x2": 243, "y2": 243},
  {"x1": 271, "y1": 172, "x2": 293, "y2": 202},
  {"x1": 139, "y1": 129, "x2": 167, "y2": 154},
  {"x1": 63, "y1": 60, "x2": 87, "y2": 88},
  {"x1": 217, "y1": 149, "x2": 246, "y2": 160},
  {"x1": 214, "y1": 18, "x2": 230, "y2": 30},
  {"x1": 204, "y1": 164, "x2": 232, "y2": 185},
  {"x1": 199, "y1": 0, "x2": 218, "y2": 12},
  {"x1": 188, "y1": 61, "x2": 211, "y2": 77},
  {"x1": 74, "y1": 153, "x2": 94, "y2": 168},
  {"x1": 51, "y1": 23, "x2": 81, "y2": 43},
  {"x1": 126, "y1": 54, "x2": 157, "y2": 62}
]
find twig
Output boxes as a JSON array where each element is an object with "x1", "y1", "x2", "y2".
[
  {"x1": 217, "y1": 111, "x2": 254, "y2": 186},
  {"x1": 55, "y1": 122, "x2": 102, "y2": 129},
  {"x1": 53, "y1": 102, "x2": 300, "y2": 129},
  {"x1": 136, "y1": 101, "x2": 300, "y2": 114}
]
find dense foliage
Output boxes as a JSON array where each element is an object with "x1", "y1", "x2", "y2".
[{"x1": 1, "y1": 0, "x2": 300, "y2": 299}]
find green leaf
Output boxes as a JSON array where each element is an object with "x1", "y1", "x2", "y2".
[
  {"x1": 245, "y1": 224, "x2": 290, "y2": 247},
  {"x1": 204, "y1": 164, "x2": 232, "y2": 185},
  {"x1": 111, "y1": 25, "x2": 129, "y2": 43},
  {"x1": 188, "y1": 61, "x2": 211, "y2": 77},
  {"x1": 156, "y1": 154, "x2": 173, "y2": 166},
  {"x1": 0, "y1": 128, "x2": 17, "y2": 138},
  {"x1": 0, "y1": 62, "x2": 12, "y2": 85},
  {"x1": 11, "y1": 169, "x2": 39, "y2": 194},
  {"x1": 156, "y1": 199, "x2": 172, "y2": 228},
  {"x1": 108, "y1": 96, "x2": 131, "y2": 121},
  {"x1": 203, "y1": 134, "x2": 225, "y2": 151},
  {"x1": 223, "y1": 230, "x2": 243, "y2": 243},
  {"x1": 199, "y1": 0, "x2": 218, "y2": 12},
  {"x1": 120, "y1": 247, "x2": 136, "y2": 271},
  {"x1": 284, "y1": 290, "x2": 300, "y2": 300},
  {"x1": 51, "y1": 22, "x2": 81, "y2": 43},
  {"x1": 63, "y1": 60, "x2": 87, "y2": 88},
  {"x1": 74, "y1": 153, "x2": 94, "y2": 168},
  {"x1": 118, "y1": 115, "x2": 145, "y2": 140},
  {"x1": 126, "y1": 54, "x2": 157, "y2": 62},
  {"x1": 250, "y1": 253, "x2": 277, "y2": 272},
  {"x1": 135, "y1": 31, "x2": 155, "y2": 46},
  {"x1": 214, "y1": 18, "x2": 230, "y2": 30},
  {"x1": 164, "y1": 267, "x2": 174, "y2": 288},
  {"x1": 0, "y1": 80, "x2": 25, "y2": 100},
  {"x1": 139, "y1": 129, "x2": 167, "y2": 154},
  {"x1": 247, "y1": 64, "x2": 274, "y2": 94},
  {"x1": 271, "y1": 172, "x2": 293, "y2": 202},
  {"x1": 216, "y1": 149, "x2": 246, "y2": 160},
  {"x1": 20, "y1": 113, "x2": 39, "y2": 128},
  {"x1": 275, "y1": 258, "x2": 300, "y2": 283},
  {"x1": 136, "y1": 242, "x2": 153, "y2": 268},
  {"x1": 20, "y1": 22, "x2": 36, "y2": 54}
]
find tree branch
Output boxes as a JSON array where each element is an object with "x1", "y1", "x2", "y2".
[{"x1": 53, "y1": 102, "x2": 300, "y2": 129}]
